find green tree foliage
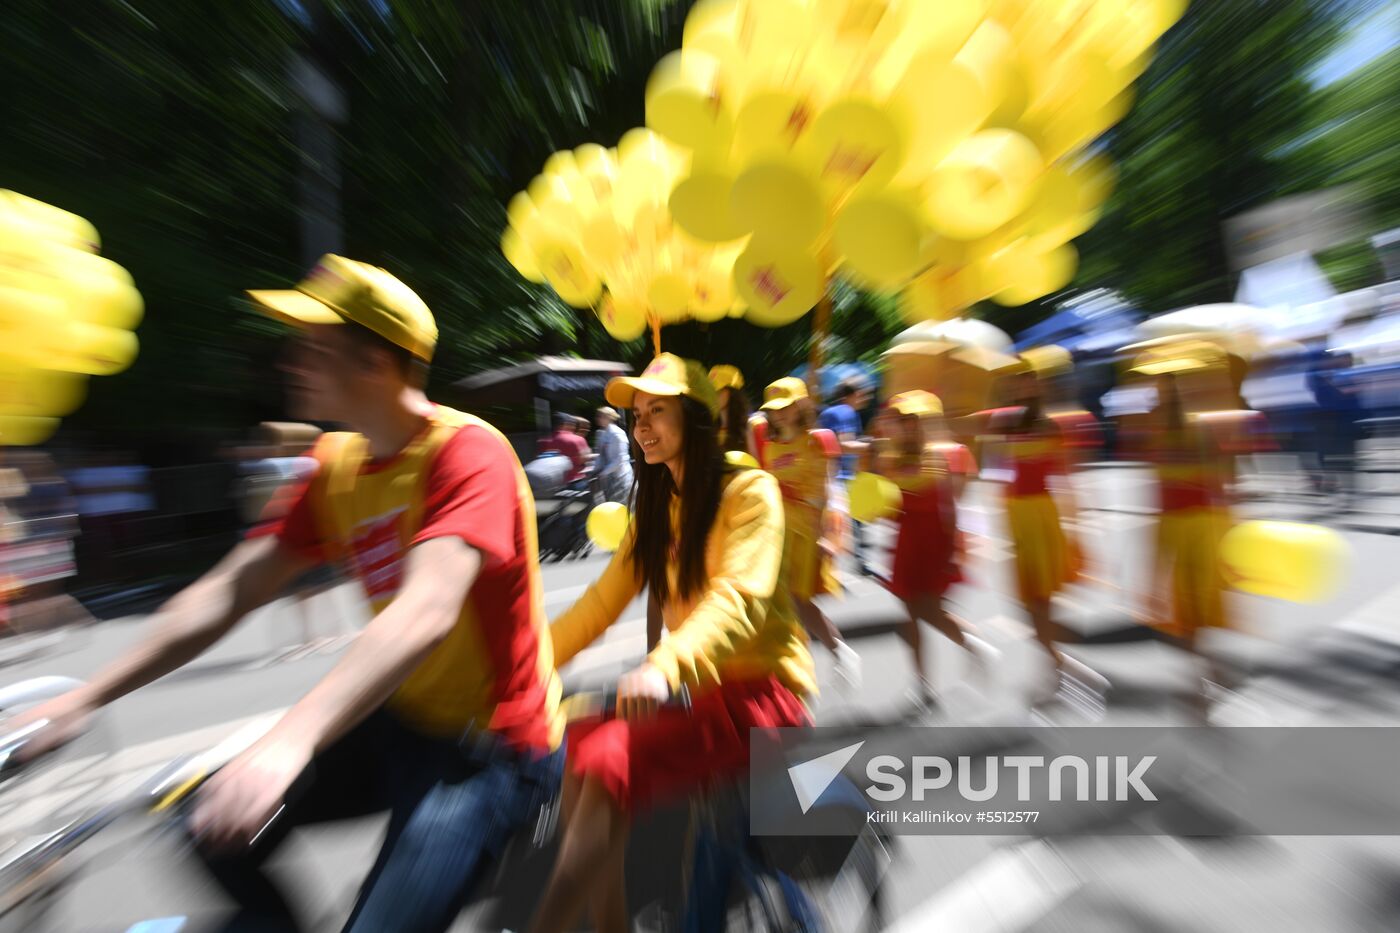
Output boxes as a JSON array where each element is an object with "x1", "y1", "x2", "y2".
[
  {"x1": 2, "y1": 0, "x2": 683, "y2": 449},
  {"x1": 1071, "y1": 0, "x2": 1343, "y2": 315}
]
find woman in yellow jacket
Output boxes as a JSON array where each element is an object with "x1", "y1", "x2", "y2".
[{"x1": 529, "y1": 354, "x2": 814, "y2": 933}]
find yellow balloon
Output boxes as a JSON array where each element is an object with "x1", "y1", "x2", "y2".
[
  {"x1": 0, "y1": 415, "x2": 60, "y2": 447},
  {"x1": 502, "y1": 227, "x2": 545, "y2": 284},
  {"x1": 683, "y1": 0, "x2": 743, "y2": 45},
  {"x1": 1221, "y1": 520, "x2": 1349, "y2": 604},
  {"x1": 988, "y1": 242, "x2": 1078, "y2": 306},
  {"x1": 586, "y1": 502, "x2": 632, "y2": 552},
  {"x1": 889, "y1": 57, "x2": 990, "y2": 180},
  {"x1": 506, "y1": 192, "x2": 538, "y2": 230},
  {"x1": 0, "y1": 282, "x2": 67, "y2": 352},
  {"x1": 1, "y1": 191, "x2": 100, "y2": 253},
  {"x1": 669, "y1": 172, "x2": 750, "y2": 243},
  {"x1": 691, "y1": 265, "x2": 735, "y2": 322},
  {"x1": 834, "y1": 191, "x2": 927, "y2": 290},
  {"x1": 734, "y1": 242, "x2": 823, "y2": 327},
  {"x1": 848, "y1": 471, "x2": 901, "y2": 522},
  {"x1": 871, "y1": 0, "x2": 986, "y2": 94},
  {"x1": 579, "y1": 214, "x2": 625, "y2": 271},
  {"x1": 900, "y1": 264, "x2": 984, "y2": 324},
  {"x1": 538, "y1": 242, "x2": 602, "y2": 308},
  {"x1": 685, "y1": 0, "x2": 745, "y2": 72},
  {"x1": 648, "y1": 271, "x2": 692, "y2": 323},
  {"x1": 799, "y1": 97, "x2": 907, "y2": 194},
  {"x1": 730, "y1": 160, "x2": 825, "y2": 249},
  {"x1": 46, "y1": 322, "x2": 139, "y2": 376},
  {"x1": 599, "y1": 291, "x2": 648, "y2": 342},
  {"x1": 1020, "y1": 164, "x2": 1089, "y2": 247},
  {"x1": 954, "y1": 20, "x2": 1029, "y2": 126},
  {"x1": 925, "y1": 129, "x2": 1043, "y2": 240},
  {"x1": 732, "y1": 90, "x2": 815, "y2": 165},
  {"x1": 543, "y1": 150, "x2": 580, "y2": 180},
  {"x1": 0, "y1": 367, "x2": 87, "y2": 417},
  {"x1": 646, "y1": 50, "x2": 733, "y2": 153}
]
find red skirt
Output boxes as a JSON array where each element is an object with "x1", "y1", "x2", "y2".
[
  {"x1": 565, "y1": 675, "x2": 810, "y2": 812},
  {"x1": 887, "y1": 495, "x2": 962, "y2": 601}
]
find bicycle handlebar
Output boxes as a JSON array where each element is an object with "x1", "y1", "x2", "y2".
[{"x1": 558, "y1": 683, "x2": 692, "y2": 723}]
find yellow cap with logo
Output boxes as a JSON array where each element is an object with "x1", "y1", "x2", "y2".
[
  {"x1": 888, "y1": 390, "x2": 943, "y2": 418},
  {"x1": 606, "y1": 353, "x2": 721, "y2": 417},
  {"x1": 761, "y1": 376, "x2": 809, "y2": 411},
  {"x1": 247, "y1": 254, "x2": 438, "y2": 362},
  {"x1": 708, "y1": 364, "x2": 745, "y2": 393}
]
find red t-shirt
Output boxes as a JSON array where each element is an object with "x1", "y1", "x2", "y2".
[
  {"x1": 264, "y1": 407, "x2": 562, "y2": 751},
  {"x1": 540, "y1": 430, "x2": 589, "y2": 481}
]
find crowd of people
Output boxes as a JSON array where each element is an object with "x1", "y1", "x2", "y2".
[{"x1": 3, "y1": 253, "x2": 1303, "y2": 931}]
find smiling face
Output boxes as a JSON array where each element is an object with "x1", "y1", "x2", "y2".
[{"x1": 631, "y1": 391, "x2": 685, "y2": 468}]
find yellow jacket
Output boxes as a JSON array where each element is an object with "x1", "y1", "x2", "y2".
[{"x1": 550, "y1": 468, "x2": 816, "y2": 698}]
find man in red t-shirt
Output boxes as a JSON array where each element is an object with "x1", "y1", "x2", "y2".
[
  {"x1": 13, "y1": 255, "x2": 563, "y2": 932},
  {"x1": 539, "y1": 413, "x2": 589, "y2": 481}
]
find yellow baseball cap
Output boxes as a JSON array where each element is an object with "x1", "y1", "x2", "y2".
[
  {"x1": 247, "y1": 254, "x2": 438, "y2": 362},
  {"x1": 606, "y1": 353, "x2": 721, "y2": 417},
  {"x1": 761, "y1": 376, "x2": 809, "y2": 411},
  {"x1": 1129, "y1": 339, "x2": 1227, "y2": 376},
  {"x1": 709, "y1": 364, "x2": 745, "y2": 393},
  {"x1": 888, "y1": 390, "x2": 943, "y2": 418},
  {"x1": 1019, "y1": 345, "x2": 1073, "y2": 378}
]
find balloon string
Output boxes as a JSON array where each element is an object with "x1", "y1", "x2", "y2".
[
  {"x1": 651, "y1": 315, "x2": 661, "y2": 356},
  {"x1": 808, "y1": 281, "x2": 832, "y2": 399}
]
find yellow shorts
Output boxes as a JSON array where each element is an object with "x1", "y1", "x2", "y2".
[
  {"x1": 1005, "y1": 493, "x2": 1077, "y2": 603},
  {"x1": 1155, "y1": 507, "x2": 1232, "y2": 638}
]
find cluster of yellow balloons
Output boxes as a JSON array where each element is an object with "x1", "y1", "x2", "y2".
[
  {"x1": 645, "y1": 0, "x2": 1185, "y2": 325},
  {"x1": 0, "y1": 192, "x2": 143, "y2": 446},
  {"x1": 501, "y1": 131, "x2": 763, "y2": 342}
]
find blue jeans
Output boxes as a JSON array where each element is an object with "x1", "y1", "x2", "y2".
[{"x1": 190, "y1": 709, "x2": 563, "y2": 932}]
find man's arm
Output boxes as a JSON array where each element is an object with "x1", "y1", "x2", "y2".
[
  {"x1": 14, "y1": 535, "x2": 314, "y2": 756},
  {"x1": 191, "y1": 536, "x2": 480, "y2": 849}
]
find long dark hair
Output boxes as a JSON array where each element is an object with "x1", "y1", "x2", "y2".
[
  {"x1": 629, "y1": 397, "x2": 725, "y2": 606},
  {"x1": 721, "y1": 389, "x2": 752, "y2": 454}
]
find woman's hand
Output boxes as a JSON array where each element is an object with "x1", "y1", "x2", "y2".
[{"x1": 616, "y1": 662, "x2": 671, "y2": 721}]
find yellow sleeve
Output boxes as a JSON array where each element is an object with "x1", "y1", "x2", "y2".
[
  {"x1": 647, "y1": 470, "x2": 785, "y2": 691},
  {"x1": 549, "y1": 532, "x2": 644, "y2": 667}
]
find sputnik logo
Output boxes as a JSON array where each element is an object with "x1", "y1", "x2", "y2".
[{"x1": 788, "y1": 741, "x2": 864, "y2": 814}]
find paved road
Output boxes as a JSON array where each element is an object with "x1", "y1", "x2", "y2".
[{"x1": 6, "y1": 466, "x2": 1400, "y2": 931}]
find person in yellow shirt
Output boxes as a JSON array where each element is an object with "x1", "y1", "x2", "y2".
[
  {"x1": 759, "y1": 376, "x2": 862, "y2": 689},
  {"x1": 708, "y1": 363, "x2": 757, "y2": 459},
  {"x1": 11, "y1": 255, "x2": 563, "y2": 932},
  {"x1": 1129, "y1": 342, "x2": 1238, "y2": 719},
  {"x1": 529, "y1": 354, "x2": 814, "y2": 933}
]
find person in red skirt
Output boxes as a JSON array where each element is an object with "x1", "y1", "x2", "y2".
[{"x1": 871, "y1": 390, "x2": 979, "y2": 708}]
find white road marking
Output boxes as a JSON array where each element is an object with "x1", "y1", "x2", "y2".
[{"x1": 884, "y1": 840, "x2": 1080, "y2": 933}]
